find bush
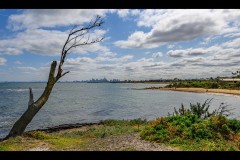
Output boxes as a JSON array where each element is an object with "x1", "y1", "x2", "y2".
[
  {"x1": 141, "y1": 101, "x2": 240, "y2": 151},
  {"x1": 227, "y1": 119, "x2": 240, "y2": 133},
  {"x1": 169, "y1": 99, "x2": 234, "y2": 119},
  {"x1": 209, "y1": 83, "x2": 219, "y2": 89},
  {"x1": 141, "y1": 114, "x2": 240, "y2": 143}
]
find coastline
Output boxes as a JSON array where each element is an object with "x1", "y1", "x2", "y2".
[
  {"x1": 0, "y1": 119, "x2": 177, "y2": 151},
  {"x1": 147, "y1": 87, "x2": 240, "y2": 96}
]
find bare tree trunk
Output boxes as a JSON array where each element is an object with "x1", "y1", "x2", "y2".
[
  {"x1": 2, "y1": 16, "x2": 104, "y2": 140},
  {"x1": 4, "y1": 61, "x2": 57, "y2": 139}
]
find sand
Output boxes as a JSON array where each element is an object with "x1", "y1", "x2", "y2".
[{"x1": 151, "y1": 87, "x2": 240, "y2": 96}]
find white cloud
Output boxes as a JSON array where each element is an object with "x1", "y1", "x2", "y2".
[
  {"x1": 167, "y1": 48, "x2": 208, "y2": 57},
  {"x1": 167, "y1": 44, "x2": 175, "y2": 49},
  {"x1": 116, "y1": 9, "x2": 141, "y2": 19},
  {"x1": 16, "y1": 66, "x2": 37, "y2": 71},
  {"x1": 167, "y1": 45, "x2": 230, "y2": 58},
  {"x1": 0, "y1": 48, "x2": 22, "y2": 55},
  {"x1": 6, "y1": 45, "x2": 240, "y2": 81},
  {"x1": 66, "y1": 57, "x2": 95, "y2": 65},
  {"x1": 130, "y1": 10, "x2": 141, "y2": 16},
  {"x1": 152, "y1": 52, "x2": 163, "y2": 58},
  {"x1": 8, "y1": 9, "x2": 110, "y2": 30},
  {"x1": 166, "y1": 46, "x2": 240, "y2": 69},
  {"x1": 15, "y1": 61, "x2": 22, "y2": 65},
  {"x1": 223, "y1": 37, "x2": 240, "y2": 48},
  {"x1": 137, "y1": 58, "x2": 154, "y2": 63},
  {"x1": 114, "y1": 31, "x2": 159, "y2": 48},
  {"x1": 0, "y1": 29, "x2": 66, "y2": 56},
  {"x1": 0, "y1": 57, "x2": 6, "y2": 65},
  {"x1": 115, "y1": 9, "x2": 240, "y2": 49},
  {"x1": 66, "y1": 55, "x2": 133, "y2": 65},
  {"x1": 117, "y1": 9, "x2": 130, "y2": 18},
  {"x1": 96, "y1": 55, "x2": 133, "y2": 62},
  {"x1": 0, "y1": 28, "x2": 110, "y2": 56},
  {"x1": 2, "y1": 9, "x2": 240, "y2": 81}
]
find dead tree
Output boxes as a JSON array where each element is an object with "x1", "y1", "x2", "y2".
[{"x1": 4, "y1": 16, "x2": 104, "y2": 140}]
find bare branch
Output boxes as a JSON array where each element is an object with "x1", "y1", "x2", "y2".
[
  {"x1": 28, "y1": 87, "x2": 34, "y2": 107},
  {"x1": 68, "y1": 37, "x2": 104, "y2": 51},
  {"x1": 61, "y1": 71, "x2": 70, "y2": 78},
  {"x1": 55, "y1": 16, "x2": 104, "y2": 83},
  {"x1": 69, "y1": 24, "x2": 78, "y2": 34},
  {"x1": 67, "y1": 31, "x2": 87, "y2": 44},
  {"x1": 69, "y1": 16, "x2": 103, "y2": 37}
]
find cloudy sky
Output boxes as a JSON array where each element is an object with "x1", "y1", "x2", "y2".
[{"x1": 0, "y1": 9, "x2": 240, "y2": 82}]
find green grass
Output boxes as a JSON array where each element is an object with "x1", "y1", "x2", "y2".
[
  {"x1": 0, "y1": 119, "x2": 147, "y2": 151},
  {"x1": 59, "y1": 119, "x2": 147, "y2": 138},
  {"x1": 168, "y1": 139, "x2": 240, "y2": 151},
  {"x1": 0, "y1": 131, "x2": 86, "y2": 151}
]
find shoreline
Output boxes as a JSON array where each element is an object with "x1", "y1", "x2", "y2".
[
  {"x1": 146, "y1": 87, "x2": 240, "y2": 96},
  {"x1": 0, "y1": 119, "x2": 177, "y2": 151}
]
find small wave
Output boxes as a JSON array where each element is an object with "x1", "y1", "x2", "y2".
[
  {"x1": 6, "y1": 88, "x2": 44, "y2": 92},
  {"x1": 7, "y1": 89, "x2": 28, "y2": 92},
  {"x1": 0, "y1": 121, "x2": 11, "y2": 128},
  {"x1": 0, "y1": 115, "x2": 14, "y2": 120}
]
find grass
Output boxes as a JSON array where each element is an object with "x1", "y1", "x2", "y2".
[
  {"x1": 0, "y1": 131, "x2": 86, "y2": 151},
  {"x1": 59, "y1": 119, "x2": 147, "y2": 139},
  {"x1": 168, "y1": 138, "x2": 240, "y2": 151},
  {"x1": 0, "y1": 119, "x2": 147, "y2": 151}
]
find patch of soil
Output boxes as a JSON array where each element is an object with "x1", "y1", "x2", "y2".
[{"x1": 83, "y1": 133, "x2": 178, "y2": 151}]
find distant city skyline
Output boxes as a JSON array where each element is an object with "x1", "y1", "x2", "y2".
[{"x1": 0, "y1": 9, "x2": 240, "y2": 81}]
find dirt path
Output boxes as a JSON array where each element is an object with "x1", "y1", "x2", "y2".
[
  {"x1": 27, "y1": 132, "x2": 178, "y2": 151},
  {"x1": 82, "y1": 133, "x2": 178, "y2": 151},
  {"x1": 27, "y1": 142, "x2": 50, "y2": 151}
]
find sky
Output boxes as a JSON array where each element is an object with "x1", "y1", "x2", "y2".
[{"x1": 0, "y1": 9, "x2": 240, "y2": 82}]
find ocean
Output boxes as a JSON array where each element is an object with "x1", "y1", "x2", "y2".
[{"x1": 0, "y1": 82, "x2": 240, "y2": 138}]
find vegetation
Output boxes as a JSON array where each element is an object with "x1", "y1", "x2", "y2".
[
  {"x1": 140, "y1": 101, "x2": 240, "y2": 151},
  {"x1": 0, "y1": 131, "x2": 85, "y2": 151},
  {"x1": 166, "y1": 80, "x2": 240, "y2": 89},
  {"x1": 0, "y1": 119, "x2": 147, "y2": 151},
  {"x1": 61, "y1": 119, "x2": 147, "y2": 139},
  {"x1": 1, "y1": 101, "x2": 239, "y2": 151},
  {"x1": 169, "y1": 99, "x2": 234, "y2": 119}
]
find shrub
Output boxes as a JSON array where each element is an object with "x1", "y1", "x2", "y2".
[
  {"x1": 227, "y1": 119, "x2": 240, "y2": 133},
  {"x1": 141, "y1": 101, "x2": 240, "y2": 151},
  {"x1": 209, "y1": 83, "x2": 219, "y2": 89},
  {"x1": 169, "y1": 99, "x2": 234, "y2": 119}
]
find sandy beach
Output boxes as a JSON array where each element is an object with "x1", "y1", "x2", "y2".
[{"x1": 149, "y1": 87, "x2": 240, "y2": 96}]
